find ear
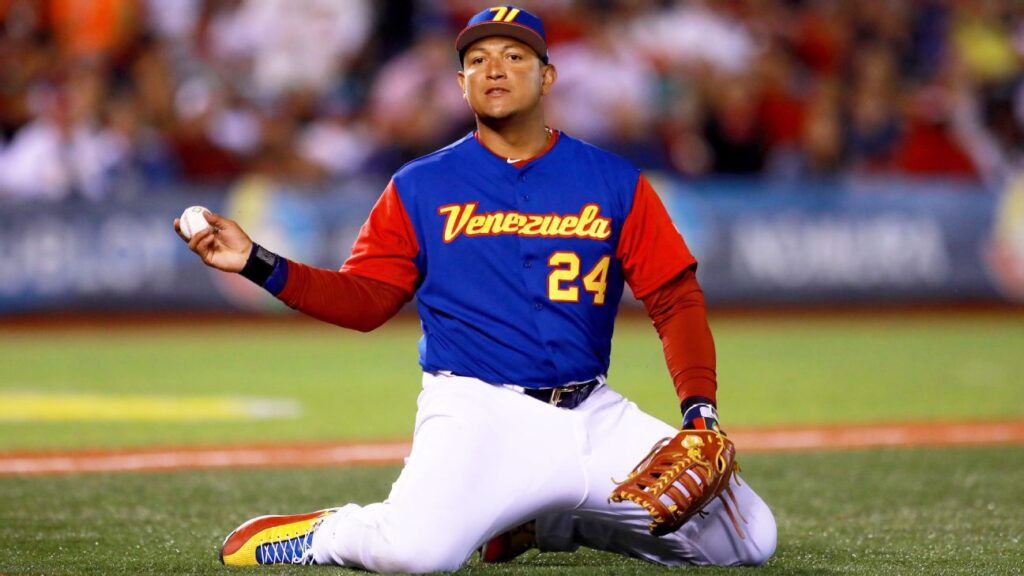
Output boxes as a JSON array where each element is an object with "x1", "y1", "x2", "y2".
[
  {"x1": 457, "y1": 70, "x2": 467, "y2": 99},
  {"x1": 540, "y1": 64, "x2": 557, "y2": 96}
]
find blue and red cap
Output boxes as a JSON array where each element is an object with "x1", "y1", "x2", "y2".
[{"x1": 455, "y1": 5, "x2": 548, "y2": 65}]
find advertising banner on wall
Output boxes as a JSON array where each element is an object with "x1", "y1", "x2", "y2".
[
  {"x1": 658, "y1": 177, "x2": 1003, "y2": 305},
  {"x1": 0, "y1": 176, "x2": 380, "y2": 315},
  {"x1": 1, "y1": 176, "x2": 1019, "y2": 315}
]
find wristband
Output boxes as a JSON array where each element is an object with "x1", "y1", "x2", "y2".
[
  {"x1": 680, "y1": 395, "x2": 714, "y2": 417},
  {"x1": 682, "y1": 398, "x2": 720, "y2": 432},
  {"x1": 239, "y1": 243, "x2": 288, "y2": 295}
]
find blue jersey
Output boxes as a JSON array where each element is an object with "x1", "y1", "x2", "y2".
[{"x1": 342, "y1": 131, "x2": 695, "y2": 388}]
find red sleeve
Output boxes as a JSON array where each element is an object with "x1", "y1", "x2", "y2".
[
  {"x1": 278, "y1": 264, "x2": 412, "y2": 332},
  {"x1": 274, "y1": 179, "x2": 419, "y2": 332},
  {"x1": 340, "y1": 180, "x2": 421, "y2": 293},
  {"x1": 616, "y1": 174, "x2": 697, "y2": 299},
  {"x1": 639, "y1": 267, "x2": 718, "y2": 406}
]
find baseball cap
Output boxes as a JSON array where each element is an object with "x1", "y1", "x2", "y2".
[{"x1": 455, "y1": 5, "x2": 548, "y2": 65}]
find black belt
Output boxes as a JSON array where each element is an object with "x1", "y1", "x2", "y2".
[{"x1": 523, "y1": 379, "x2": 600, "y2": 409}]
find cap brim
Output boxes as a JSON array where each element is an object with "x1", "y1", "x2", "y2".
[{"x1": 455, "y1": 22, "x2": 548, "y2": 62}]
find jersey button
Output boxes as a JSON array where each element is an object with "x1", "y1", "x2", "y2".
[
  {"x1": 522, "y1": 194, "x2": 530, "y2": 201},
  {"x1": 534, "y1": 303, "x2": 543, "y2": 311},
  {"x1": 523, "y1": 259, "x2": 532, "y2": 268}
]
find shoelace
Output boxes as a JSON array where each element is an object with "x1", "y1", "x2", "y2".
[{"x1": 257, "y1": 529, "x2": 316, "y2": 564}]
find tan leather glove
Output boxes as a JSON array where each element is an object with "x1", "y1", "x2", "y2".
[{"x1": 610, "y1": 429, "x2": 739, "y2": 537}]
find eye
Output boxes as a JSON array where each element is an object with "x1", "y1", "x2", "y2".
[
  {"x1": 471, "y1": 56, "x2": 485, "y2": 65},
  {"x1": 508, "y1": 53, "x2": 522, "y2": 61}
]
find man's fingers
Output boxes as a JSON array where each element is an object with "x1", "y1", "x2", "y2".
[
  {"x1": 203, "y1": 211, "x2": 224, "y2": 227},
  {"x1": 188, "y1": 226, "x2": 214, "y2": 252},
  {"x1": 194, "y1": 232, "x2": 217, "y2": 259},
  {"x1": 173, "y1": 219, "x2": 189, "y2": 242}
]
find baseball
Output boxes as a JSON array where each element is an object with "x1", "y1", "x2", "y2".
[{"x1": 179, "y1": 206, "x2": 212, "y2": 240}]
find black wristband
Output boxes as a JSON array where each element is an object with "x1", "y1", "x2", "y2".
[
  {"x1": 239, "y1": 243, "x2": 279, "y2": 287},
  {"x1": 680, "y1": 395, "x2": 715, "y2": 417}
]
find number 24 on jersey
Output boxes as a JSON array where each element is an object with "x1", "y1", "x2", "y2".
[{"x1": 548, "y1": 252, "x2": 610, "y2": 305}]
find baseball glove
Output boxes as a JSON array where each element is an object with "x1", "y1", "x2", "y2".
[{"x1": 609, "y1": 429, "x2": 741, "y2": 537}]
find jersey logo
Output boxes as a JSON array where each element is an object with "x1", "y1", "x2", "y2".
[{"x1": 438, "y1": 203, "x2": 612, "y2": 243}]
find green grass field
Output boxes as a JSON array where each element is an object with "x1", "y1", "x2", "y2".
[
  {"x1": 1, "y1": 449, "x2": 1021, "y2": 575},
  {"x1": 2, "y1": 314, "x2": 1022, "y2": 450},
  {"x1": 1, "y1": 313, "x2": 1023, "y2": 575}
]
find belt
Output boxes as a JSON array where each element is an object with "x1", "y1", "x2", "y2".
[{"x1": 522, "y1": 378, "x2": 601, "y2": 409}]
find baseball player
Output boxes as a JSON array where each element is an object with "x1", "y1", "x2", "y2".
[{"x1": 176, "y1": 6, "x2": 776, "y2": 572}]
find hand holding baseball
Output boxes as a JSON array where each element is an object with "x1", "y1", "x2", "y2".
[{"x1": 174, "y1": 208, "x2": 252, "y2": 273}]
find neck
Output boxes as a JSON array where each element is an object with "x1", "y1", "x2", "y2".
[{"x1": 475, "y1": 112, "x2": 550, "y2": 161}]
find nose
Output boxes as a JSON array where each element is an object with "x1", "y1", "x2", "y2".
[{"x1": 485, "y1": 59, "x2": 506, "y2": 80}]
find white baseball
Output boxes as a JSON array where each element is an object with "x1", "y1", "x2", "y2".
[{"x1": 179, "y1": 205, "x2": 212, "y2": 240}]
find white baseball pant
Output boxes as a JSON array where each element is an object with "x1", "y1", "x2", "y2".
[{"x1": 310, "y1": 372, "x2": 776, "y2": 573}]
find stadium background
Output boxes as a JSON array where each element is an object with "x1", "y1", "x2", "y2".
[
  {"x1": 3, "y1": 0, "x2": 1024, "y2": 312},
  {"x1": 1, "y1": 1, "x2": 1023, "y2": 575}
]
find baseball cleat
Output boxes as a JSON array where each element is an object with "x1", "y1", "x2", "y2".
[
  {"x1": 220, "y1": 508, "x2": 337, "y2": 566},
  {"x1": 479, "y1": 520, "x2": 537, "y2": 563}
]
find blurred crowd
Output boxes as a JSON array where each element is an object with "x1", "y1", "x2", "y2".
[{"x1": 2, "y1": 0, "x2": 1024, "y2": 202}]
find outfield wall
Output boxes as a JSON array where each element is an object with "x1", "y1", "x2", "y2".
[{"x1": 3, "y1": 174, "x2": 1023, "y2": 315}]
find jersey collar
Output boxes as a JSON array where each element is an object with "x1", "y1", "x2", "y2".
[{"x1": 473, "y1": 128, "x2": 560, "y2": 169}]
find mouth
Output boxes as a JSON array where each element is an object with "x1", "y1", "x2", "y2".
[{"x1": 485, "y1": 87, "x2": 510, "y2": 96}]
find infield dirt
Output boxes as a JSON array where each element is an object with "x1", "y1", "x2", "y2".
[{"x1": 2, "y1": 419, "x2": 1022, "y2": 476}]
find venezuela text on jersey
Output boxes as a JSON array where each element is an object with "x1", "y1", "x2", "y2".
[{"x1": 438, "y1": 202, "x2": 612, "y2": 243}]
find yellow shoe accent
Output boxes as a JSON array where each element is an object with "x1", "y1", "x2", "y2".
[{"x1": 220, "y1": 509, "x2": 335, "y2": 566}]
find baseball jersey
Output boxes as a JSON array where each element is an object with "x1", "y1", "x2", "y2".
[{"x1": 342, "y1": 131, "x2": 696, "y2": 388}]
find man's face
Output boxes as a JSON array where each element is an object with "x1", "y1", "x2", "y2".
[{"x1": 458, "y1": 36, "x2": 555, "y2": 121}]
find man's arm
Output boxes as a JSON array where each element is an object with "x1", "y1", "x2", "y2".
[
  {"x1": 616, "y1": 174, "x2": 717, "y2": 421},
  {"x1": 275, "y1": 259, "x2": 412, "y2": 332},
  {"x1": 638, "y1": 266, "x2": 719, "y2": 426},
  {"x1": 175, "y1": 180, "x2": 419, "y2": 332}
]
